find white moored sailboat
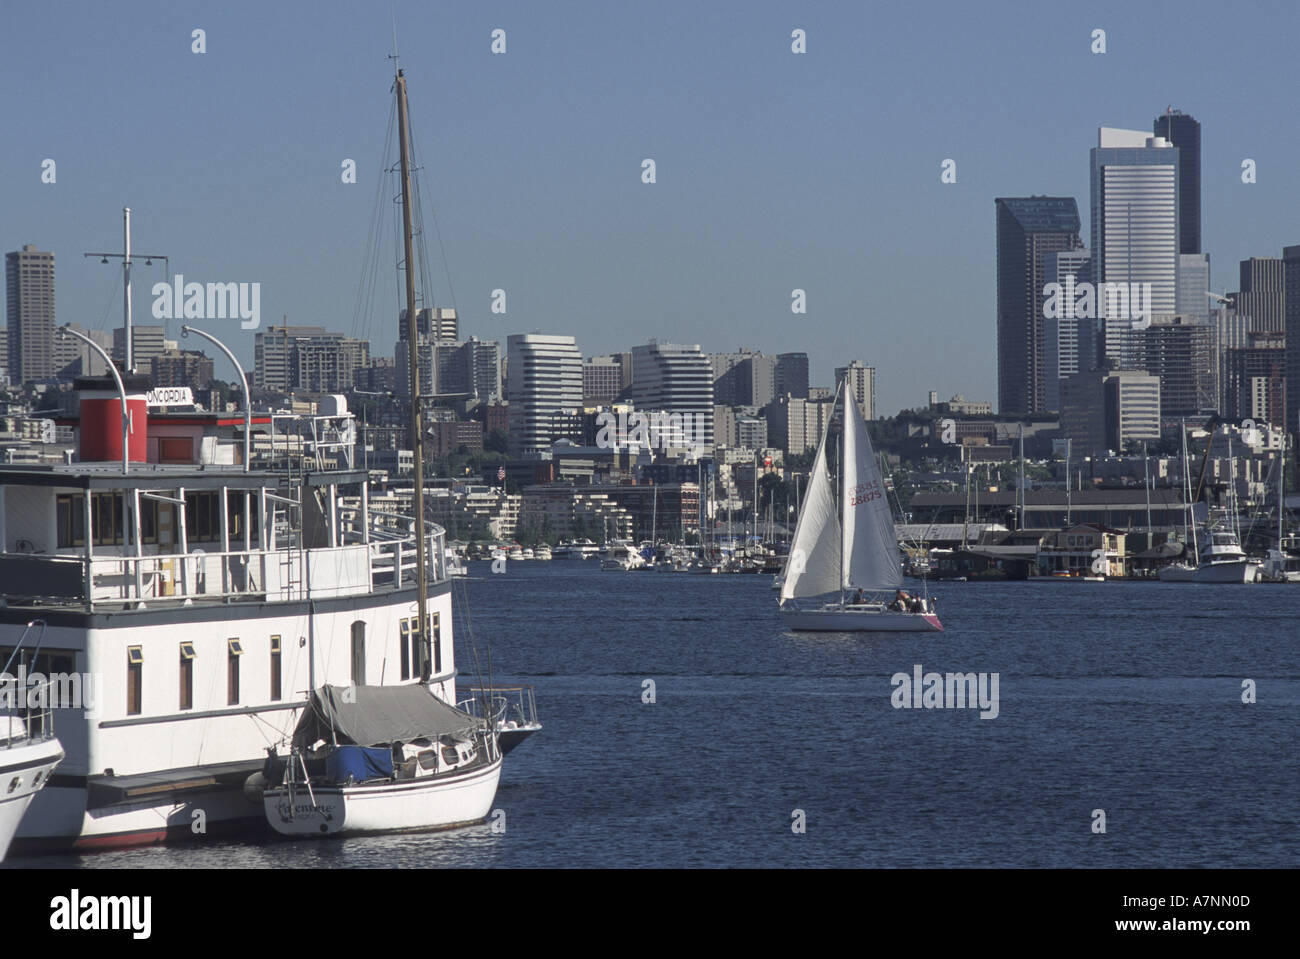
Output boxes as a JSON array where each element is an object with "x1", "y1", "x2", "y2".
[
  {"x1": 778, "y1": 386, "x2": 942, "y2": 632},
  {"x1": 261, "y1": 684, "x2": 500, "y2": 837},
  {"x1": 260, "y1": 62, "x2": 509, "y2": 838}
]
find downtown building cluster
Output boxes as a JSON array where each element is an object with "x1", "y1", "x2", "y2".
[{"x1": 996, "y1": 109, "x2": 1298, "y2": 459}]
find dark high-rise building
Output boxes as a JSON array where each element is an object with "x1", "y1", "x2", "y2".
[
  {"x1": 1283, "y1": 245, "x2": 1300, "y2": 440},
  {"x1": 774, "y1": 352, "x2": 809, "y2": 400},
  {"x1": 6, "y1": 245, "x2": 56, "y2": 383},
  {"x1": 995, "y1": 197, "x2": 1084, "y2": 415},
  {"x1": 1154, "y1": 109, "x2": 1201, "y2": 255}
]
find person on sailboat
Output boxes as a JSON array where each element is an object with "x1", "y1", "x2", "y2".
[
  {"x1": 851, "y1": 588, "x2": 864, "y2": 605},
  {"x1": 890, "y1": 589, "x2": 908, "y2": 612}
]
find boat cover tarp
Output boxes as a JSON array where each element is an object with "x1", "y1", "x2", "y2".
[
  {"x1": 293, "y1": 684, "x2": 479, "y2": 750},
  {"x1": 325, "y1": 745, "x2": 394, "y2": 782}
]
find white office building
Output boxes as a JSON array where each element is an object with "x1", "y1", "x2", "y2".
[
  {"x1": 628, "y1": 341, "x2": 714, "y2": 452},
  {"x1": 506, "y1": 333, "x2": 583, "y2": 456}
]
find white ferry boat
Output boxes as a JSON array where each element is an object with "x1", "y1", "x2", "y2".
[{"x1": 0, "y1": 378, "x2": 467, "y2": 852}]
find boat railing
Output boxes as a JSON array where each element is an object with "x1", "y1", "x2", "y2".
[
  {"x1": 459, "y1": 685, "x2": 539, "y2": 732},
  {"x1": 1, "y1": 677, "x2": 58, "y2": 750},
  {"x1": 1, "y1": 622, "x2": 58, "y2": 749}
]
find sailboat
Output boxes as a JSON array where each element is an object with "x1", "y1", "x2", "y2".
[
  {"x1": 261, "y1": 63, "x2": 501, "y2": 837},
  {"x1": 779, "y1": 386, "x2": 942, "y2": 632}
]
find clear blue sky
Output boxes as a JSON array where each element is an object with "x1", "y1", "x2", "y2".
[{"x1": 3, "y1": 0, "x2": 1298, "y2": 414}]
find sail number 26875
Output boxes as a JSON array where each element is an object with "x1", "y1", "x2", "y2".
[{"x1": 849, "y1": 484, "x2": 881, "y2": 506}]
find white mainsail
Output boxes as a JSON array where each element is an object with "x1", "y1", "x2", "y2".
[
  {"x1": 780, "y1": 397, "x2": 842, "y2": 601},
  {"x1": 841, "y1": 390, "x2": 903, "y2": 591}
]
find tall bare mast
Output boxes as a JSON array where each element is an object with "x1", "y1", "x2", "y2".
[
  {"x1": 83, "y1": 207, "x2": 167, "y2": 374},
  {"x1": 396, "y1": 67, "x2": 430, "y2": 682}
]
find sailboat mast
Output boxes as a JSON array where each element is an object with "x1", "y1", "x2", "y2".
[
  {"x1": 838, "y1": 389, "x2": 845, "y2": 602},
  {"x1": 396, "y1": 68, "x2": 430, "y2": 681}
]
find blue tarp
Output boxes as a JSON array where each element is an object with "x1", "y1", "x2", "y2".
[{"x1": 325, "y1": 745, "x2": 394, "y2": 783}]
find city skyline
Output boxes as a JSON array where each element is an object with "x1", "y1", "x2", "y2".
[{"x1": 3, "y1": 2, "x2": 1299, "y2": 415}]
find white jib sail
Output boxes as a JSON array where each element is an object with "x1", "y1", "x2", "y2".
[
  {"x1": 841, "y1": 391, "x2": 903, "y2": 592},
  {"x1": 781, "y1": 405, "x2": 842, "y2": 601}
]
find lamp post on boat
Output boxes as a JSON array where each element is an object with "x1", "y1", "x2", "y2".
[
  {"x1": 181, "y1": 326, "x2": 251, "y2": 472},
  {"x1": 56, "y1": 328, "x2": 129, "y2": 474}
]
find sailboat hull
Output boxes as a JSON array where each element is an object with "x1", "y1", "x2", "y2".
[
  {"x1": 263, "y1": 755, "x2": 502, "y2": 837},
  {"x1": 780, "y1": 604, "x2": 943, "y2": 632}
]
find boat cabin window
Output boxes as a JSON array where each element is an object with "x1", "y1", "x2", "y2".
[
  {"x1": 269, "y1": 635, "x2": 282, "y2": 702},
  {"x1": 56, "y1": 493, "x2": 126, "y2": 548},
  {"x1": 441, "y1": 746, "x2": 459, "y2": 766},
  {"x1": 183, "y1": 491, "x2": 258, "y2": 542},
  {"x1": 127, "y1": 646, "x2": 143, "y2": 716},
  {"x1": 417, "y1": 750, "x2": 438, "y2": 770},
  {"x1": 227, "y1": 639, "x2": 242, "y2": 705},
  {"x1": 179, "y1": 642, "x2": 195, "y2": 710}
]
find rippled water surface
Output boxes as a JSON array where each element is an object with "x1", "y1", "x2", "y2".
[{"x1": 14, "y1": 563, "x2": 1299, "y2": 868}]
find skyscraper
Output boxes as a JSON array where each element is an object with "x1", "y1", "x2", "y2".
[
  {"x1": 6, "y1": 245, "x2": 56, "y2": 383},
  {"x1": 1235, "y1": 257, "x2": 1284, "y2": 334},
  {"x1": 1043, "y1": 249, "x2": 1091, "y2": 412},
  {"x1": 628, "y1": 341, "x2": 715, "y2": 451},
  {"x1": 1090, "y1": 128, "x2": 1180, "y2": 368},
  {"x1": 1283, "y1": 245, "x2": 1300, "y2": 439},
  {"x1": 995, "y1": 197, "x2": 1084, "y2": 415},
  {"x1": 506, "y1": 333, "x2": 583, "y2": 456},
  {"x1": 1153, "y1": 108, "x2": 1201, "y2": 255},
  {"x1": 1175, "y1": 253, "x2": 1211, "y2": 324}
]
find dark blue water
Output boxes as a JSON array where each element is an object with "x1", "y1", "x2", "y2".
[{"x1": 17, "y1": 563, "x2": 1299, "y2": 868}]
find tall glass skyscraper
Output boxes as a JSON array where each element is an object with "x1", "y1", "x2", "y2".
[
  {"x1": 995, "y1": 196, "x2": 1084, "y2": 415},
  {"x1": 1090, "y1": 128, "x2": 1180, "y2": 368}
]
